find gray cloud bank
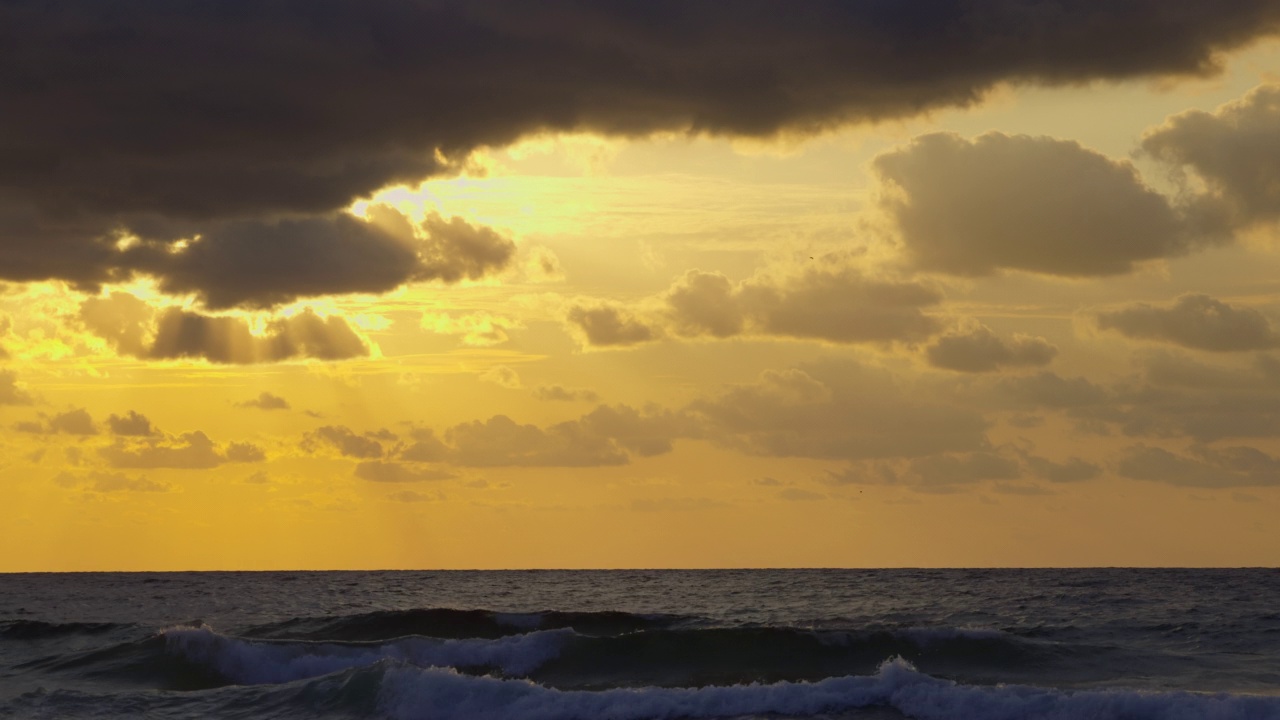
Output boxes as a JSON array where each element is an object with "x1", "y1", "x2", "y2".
[{"x1": 3, "y1": 1, "x2": 1279, "y2": 303}]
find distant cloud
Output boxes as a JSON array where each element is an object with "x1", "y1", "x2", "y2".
[
  {"x1": 480, "y1": 365, "x2": 522, "y2": 389},
  {"x1": 237, "y1": 392, "x2": 291, "y2": 411},
  {"x1": 0, "y1": 370, "x2": 34, "y2": 406},
  {"x1": 107, "y1": 410, "x2": 156, "y2": 436},
  {"x1": 100, "y1": 431, "x2": 264, "y2": 469},
  {"x1": 55, "y1": 470, "x2": 169, "y2": 493},
  {"x1": 303, "y1": 426, "x2": 389, "y2": 459},
  {"x1": 569, "y1": 263, "x2": 943, "y2": 347},
  {"x1": 926, "y1": 326, "x2": 1057, "y2": 372},
  {"x1": 1118, "y1": 444, "x2": 1280, "y2": 487},
  {"x1": 566, "y1": 305, "x2": 656, "y2": 347},
  {"x1": 80, "y1": 293, "x2": 369, "y2": 364},
  {"x1": 874, "y1": 132, "x2": 1194, "y2": 277},
  {"x1": 1097, "y1": 294, "x2": 1280, "y2": 352},
  {"x1": 355, "y1": 461, "x2": 454, "y2": 484},
  {"x1": 532, "y1": 385, "x2": 600, "y2": 403},
  {"x1": 16, "y1": 408, "x2": 97, "y2": 436},
  {"x1": 692, "y1": 361, "x2": 988, "y2": 461}
]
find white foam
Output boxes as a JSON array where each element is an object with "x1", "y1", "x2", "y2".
[
  {"x1": 377, "y1": 657, "x2": 1280, "y2": 720},
  {"x1": 163, "y1": 625, "x2": 573, "y2": 684}
]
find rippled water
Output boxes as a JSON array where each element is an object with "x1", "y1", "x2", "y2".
[{"x1": 1, "y1": 569, "x2": 1278, "y2": 718}]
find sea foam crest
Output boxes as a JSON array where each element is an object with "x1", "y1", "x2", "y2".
[
  {"x1": 378, "y1": 657, "x2": 1280, "y2": 720},
  {"x1": 163, "y1": 625, "x2": 573, "y2": 684}
]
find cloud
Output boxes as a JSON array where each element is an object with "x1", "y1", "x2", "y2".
[
  {"x1": 874, "y1": 132, "x2": 1192, "y2": 276},
  {"x1": 480, "y1": 366, "x2": 522, "y2": 389},
  {"x1": 1117, "y1": 444, "x2": 1280, "y2": 487},
  {"x1": 16, "y1": 408, "x2": 98, "y2": 436},
  {"x1": 422, "y1": 311, "x2": 522, "y2": 347},
  {"x1": 692, "y1": 361, "x2": 989, "y2": 461},
  {"x1": 566, "y1": 305, "x2": 657, "y2": 347},
  {"x1": 1023, "y1": 454, "x2": 1102, "y2": 483},
  {"x1": 532, "y1": 385, "x2": 600, "y2": 403},
  {"x1": 1142, "y1": 84, "x2": 1280, "y2": 230},
  {"x1": 100, "y1": 431, "x2": 264, "y2": 469},
  {"x1": 54, "y1": 470, "x2": 169, "y2": 493},
  {"x1": 365, "y1": 404, "x2": 691, "y2": 468},
  {"x1": 570, "y1": 264, "x2": 942, "y2": 347},
  {"x1": 80, "y1": 293, "x2": 369, "y2": 364},
  {"x1": 107, "y1": 410, "x2": 156, "y2": 436},
  {"x1": 1097, "y1": 294, "x2": 1280, "y2": 352},
  {"x1": 355, "y1": 461, "x2": 455, "y2": 484},
  {"x1": 236, "y1": 392, "x2": 291, "y2": 411},
  {"x1": 906, "y1": 452, "x2": 1022, "y2": 487},
  {"x1": 303, "y1": 426, "x2": 388, "y2": 459},
  {"x1": 0, "y1": 370, "x2": 34, "y2": 406},
  {"x1": 8, "y1": 2, "x2": 1275, "y2": 300},
  {"x1": 141, "y1": 210, "x2": 513, "y2": 309},
  {"x1": 993, "y1": 372, "x2": 1110, "y2": 409},
  {"x1": 926, "y1": 326, "x2": 1057, "y2": 372}
]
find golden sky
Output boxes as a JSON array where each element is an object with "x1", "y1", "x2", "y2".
[{"x1": 4, "y1": 2, "x2": 1280, "y2": 569}]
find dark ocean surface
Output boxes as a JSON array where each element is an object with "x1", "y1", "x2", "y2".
[{"x1": 1, "y1": 569, "x2": 1278, "y2": 719}]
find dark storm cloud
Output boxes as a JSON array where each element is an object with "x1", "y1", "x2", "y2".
[
  {"x1": 926, "y1": 326, "x2": 1057, "y2": 372},
  {"x1": 79, "y1": 292, "x2": 369, "y2": 364},
  {"x1": 874, "y1": 132, "x2": 1194, "y2": 277},
  {"x1": 4, "y1": 1, "x2": 1280, "y2": 301},
  {"x1": 1097, "y1": 294, "x2": 1280, "y2": 352}
]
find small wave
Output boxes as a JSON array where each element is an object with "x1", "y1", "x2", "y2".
[
  {"x1": 243, "y1": 607, "x2": 686, "y2": 642},
  {"x1": 163, "y1": 625, "x2": 574, "y2": 685},
  {"x1": 0, "y1": 620, "x2": 130, "y2": 640},
  {"x1": 379, "y1": 657, "x2": 1280, "y2": 720}
]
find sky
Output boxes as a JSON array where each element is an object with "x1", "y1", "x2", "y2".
[{"x1": 4, "y1": 1, "x2": 1280, "y2": 570}]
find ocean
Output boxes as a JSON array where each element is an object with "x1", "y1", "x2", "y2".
[{"x1": 0, "y1": 569, "x2": 1277, "y2": 719}]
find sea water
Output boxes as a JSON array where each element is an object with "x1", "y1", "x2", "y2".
[{"x1": 1, "y1": 569, "x2": 1278, "y2": 719}]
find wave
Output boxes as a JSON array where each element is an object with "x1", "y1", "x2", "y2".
[
  {"x1": 0, "y1": 619, "x2": 131, "y2": 640},
  {"x1": 378, "y1": 658, "x2": 1280, "y2": 720},
  {"x1": 242, "y1": 607, "x2": 686, "y2": 641},
  {"x1": 163, "y1": 625, "x2": 575, "y2": 685}
]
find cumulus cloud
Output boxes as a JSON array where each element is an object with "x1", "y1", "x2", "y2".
[
  {"x1": 80, "y1": 293, "x2": 369, "y2": 364},
  {"x1": 926, "y1": 326, "x2": 1057, "y2": 372},
  {"x1": 303, "y1": 426, "x2": 390, "y2": 459},
  {"x1": 907, "y1": 452, "x2": 1022, "y2": 487},
  {"x1": 566, "y1": 305, "x2": 657, "y2": 347},
  {"x1": 1023, "y1": 455, "x2": 1102, "y2": 483},
  {"x1": 1118, "y1": 444, "x2": 1280, "y2": 487},
  {"x1": 237, "y1": 392, "x2": 291, "y2": 411},
  {"x1": 107, "y1": 411, "x2": 156, "y2": 436},
  {"x1": 874, "y1": 132, "x2": 1192, "y2": 276},
  {"x1": 692, "y1": 361, "x2": 989, "y2": 461},
  {"x1": 5, "y1": 1, "x2": 1276, "y2": 301},
  {"x1": 16, "y1": 408, "x2": 98, "y2": 436},
  {"x1": 100, "y1": 431, "x2": 264, "y2": 469},
  {"x1": 1097, "y1": 294, "x2": 1280, "y2": 352},
  {"x1": 422, "y1": 311, "x2": 522, "y2": 347},
  {"x1": 569, "y1": 264, "x2": 942, "y2": 347},
  {"x1": 1142, "y1": 84, "x2": 1280, "y2": 230}
]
